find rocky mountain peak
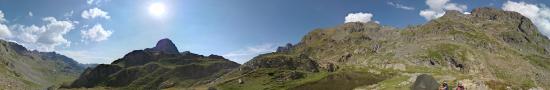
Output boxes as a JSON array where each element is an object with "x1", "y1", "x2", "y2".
[
  {"x1": 149, "y1": 38, "x2": 179, "y2": 54},
  {"x1": 65, "y1": 38, "x2": 241, "y2": 89},
  {"x1": 471, "y1": 7, "x2": 527, "y2": 21}
]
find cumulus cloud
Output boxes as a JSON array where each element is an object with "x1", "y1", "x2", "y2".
[
  {"x1": 9, "y1": 17, "x2": 75, "y2": 52},
  {"x1": 28, "y1": 12, "x2": 33, "y2": 17},
  {"x1": 64, "y1": 10, "x2": 74, "y2": 17},
  {"x1": 419, "y1": 0, "x2": 467, "y2": 20},
  {"x1": 0, "y1": 24, "x2": 10, "y2": 39},
  {"x1": 87, "y1": 0, "x2": 94, "y2": 5},
  {"x1": 86, "y1": 0, "x2": 108, "y2": 5},
  {"x1": 387, "y1": 2, "x2": 415, "y2": 10},
  {"x1": 0, "y1": 10, "x2": 6, "y2": 22},
  {"x1": 503, "y1": 1, "x2": 550, "y2": 38},
  {"x1": 81, "y1": 8, "x2": 110, "y2": 19},
  {"x1": 81, "y1": 24, "x2": 113, "y2": 42},
  {"x1": 222, "y1": 43, "x2": 280, "y2": 64},
  {"x1": 345, "y1": 12, "x2": 376, "y2": 23},
  {"x1": 0, "y1": 11, "x2": 12, "y2": 39}
]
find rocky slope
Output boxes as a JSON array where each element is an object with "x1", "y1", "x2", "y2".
[
  {"x1": 0, "y1": 39, "x2": 85, "y2": 89},
  {"x1": 63, "y1": 38, "x2": 240, "y2": 89},
  {"x1": 214, "y1": 7, "x2": 550, "y2": 90}
]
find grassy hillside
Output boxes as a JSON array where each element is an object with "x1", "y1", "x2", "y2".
[
  {"x1": 214, "y1": 8, "x2": 550, "y2": 90},
  {"x1": 0, "y1": 40, "x2": 84, "y2": 89}
]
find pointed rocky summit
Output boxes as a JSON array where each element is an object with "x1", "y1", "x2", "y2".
[{"x1": 148, "y1": 38, "x2": 179, "y2": 54}]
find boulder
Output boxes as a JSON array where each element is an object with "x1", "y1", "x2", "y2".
[{"x1": 411, "y1": 74, "x2": 439, "y2": 90}]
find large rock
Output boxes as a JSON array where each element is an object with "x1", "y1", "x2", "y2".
[
  {"x1": 147, "y1": 38, "x2": 180, "y2": 54},
  {"x1": 411, "y1": 74, "x2": 439, "y2": 90}
]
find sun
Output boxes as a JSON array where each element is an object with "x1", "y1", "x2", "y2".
[{"x1": 148, "y1": 2, "x2": 166, "y2": 17}]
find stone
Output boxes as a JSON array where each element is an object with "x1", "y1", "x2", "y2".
[{"x1": 411, "y1": 74, "x2": 439, "y2": 90}]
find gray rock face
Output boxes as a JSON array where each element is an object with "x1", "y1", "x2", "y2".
[
  {"x1": 276, "y1": 43, "x2": 293, "y2": 52},
  {"x1": 148, "y1": 38, "x2": 179, "y2": 54},
  {"x1": 411, "y1": 74, "x2": 439, "y2": 90}
]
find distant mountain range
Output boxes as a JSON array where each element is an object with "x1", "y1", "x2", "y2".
[{"x1": 0, "y1": 39, "x2": 85, "y2": 89}]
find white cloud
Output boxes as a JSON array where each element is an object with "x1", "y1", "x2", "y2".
[
  {"x1": 86, "y1": 0, "x2": 109, "y2": 5},
  {"x1": 503, "y1": 1, "x2": 550, "y2": 38},
  {"x1": 345, "y1": 12, "x2": 375, "y2": 23},
  {"x1": 0, "y1": 11, "x2": 11, "y2": 39},
  {"x1": 419, "y1": 0, "x2": 467, "y2": 20},
  {"x1": 11, "y1": 25, "x2": 41, "y2": 44},
  {"x1": 81, "y1": 24, "x2": 112, "y2": 42},
  {"x1": 0, "y1": 24, "x2": 11, "y2": 39},
  {"x1": 0, "y1": 10, "x2": 6, "y2": 22},
  {"x1": 58, "y1": 50, "x2": 113, "y2": 64},
  {"x1": 64, "y1": 10, "x2": 74, "y2": 17},
  {"x1": 420, "y1": 10, "x2": 445, "y2": 20},
  {"x1": 87, "y1": 0, "x2": 94, "y2": 5},
  {"x1": 222, "y1": 43, "x2": 280, "y2": 64},
  {"x1": 28, "y1": 12, "x2": 33, "y2": 17},
  {"x1": 81, "y1": 8, "x2": 110, "y2": 19},
  {"x1": 387, "y1": 2, "x2": 415, "y2": 10},
  {"x1": 0, "y1": 10, "x2": 75, "y2": 52},
  {"x1": 503, "y1": 1, "x2": 540, "y2": 19},
  {"x1": 444, "y1": 3, "x2": 467, "y2": 11},
  {"x1": 9, "y1": 17, "x2": 74, "y2": 52}
]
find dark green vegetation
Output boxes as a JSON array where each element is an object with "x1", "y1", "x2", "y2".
[
  {"x1": 213, "y1": 8, "x2": 550, "y2": 90},
  {"x1": 62, "y1": 38, "x2": 240, "y2": 90},
  {"x1": 0, "y1": 40, "x2": 85, "y2": 89}
]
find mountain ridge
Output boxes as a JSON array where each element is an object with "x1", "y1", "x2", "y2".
[
  {"x1": 213, "y1": 7, "x2": 550, "y2": 90},
  {"x1": 0, "y1": 39, "x2": 85, "y2": 89},
  {"x1": 54, "y1": 7, "x2": 550, "y2": 90},
  {"x1": 64, "y1": 38, "x2": 241, "y2": 89}
]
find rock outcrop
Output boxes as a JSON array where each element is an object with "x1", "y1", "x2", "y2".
[
  {"x1": 411, "y1": 74, "x2": 439, "y2": 90},
  {"x1": 276, "y1": 43, "x2": 293, "y2": 52},
  {"x1": 146, "y1": 38, "x2": 180, "y2": 54}
]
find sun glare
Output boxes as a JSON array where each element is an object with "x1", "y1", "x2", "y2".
[{"x1": 148, "y1": 2, "x2": 166, "y2": 17}]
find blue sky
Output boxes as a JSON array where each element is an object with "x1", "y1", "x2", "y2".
[{"x1": 0, "y1": 0, "x2": 549, "y2": 64}]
